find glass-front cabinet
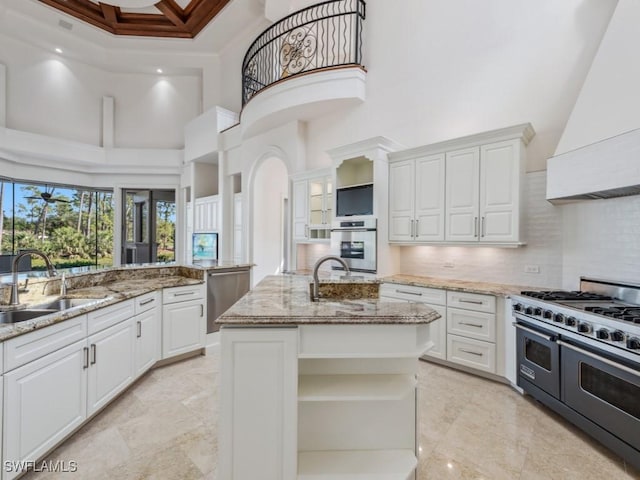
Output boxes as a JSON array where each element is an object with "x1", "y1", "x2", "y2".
[{"x1": 292, "y1": 170, "x2": 333, "y2": 242}]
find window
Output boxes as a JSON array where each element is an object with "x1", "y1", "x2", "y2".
[{"x1": 0, "y1": 178, "x2": 114, "y2": 273}]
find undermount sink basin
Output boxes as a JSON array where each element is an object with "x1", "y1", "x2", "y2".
[
  {"x1": 0, "y1": 309, "x2": 57, "y2": 324},
  {"x1": 309, "y1": 281, "x2": 380, "y2": 302},
  {"x1": 36, "y1": 297, "x2": 102, "y2": 311}
]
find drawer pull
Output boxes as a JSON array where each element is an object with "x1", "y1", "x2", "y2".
[
  {"x1": 139, "y1": 298, "x2": 155, "y2": 306},
  {"x1": 460, "y1": 322, "x2": 483, "y2": 328},
  {"x1": 459, "y1": 299, "x2": 483, "y2": 305},
  {"x1": 395, "y1": 289, "x2": 422, "y2": 296},
  {"x1": 460, "y1": 349, "x2": 483, "y2": 357},
  {"x1": 174, "y1": 291, "x2": 195, "y2": 297},
  {"x1": 83, "y1": 347, "x2": 89, "y2": 370},
  {"x1": 90, "y1": 344, "x2": 97, "y2": 365}
]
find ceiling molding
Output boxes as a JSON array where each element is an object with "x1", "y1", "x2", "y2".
[{"x1": 36, "y1": 0, "x2": 232, "y2": 38}]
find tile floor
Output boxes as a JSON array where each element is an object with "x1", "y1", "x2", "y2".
[{"x1": 21, "y1": 353, "x2": 639, "y2": 480}]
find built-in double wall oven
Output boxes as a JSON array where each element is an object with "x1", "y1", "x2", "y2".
[
  {"x1": 512, "y1": 281, "x2": 640, "y2": 470},
  {"x1": 330, "y1": 218, "x2": 376, "y2": 273}
]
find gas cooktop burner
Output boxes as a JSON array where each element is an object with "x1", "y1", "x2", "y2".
[
  {"x1": 520, "y1": 290, "x2": 614, "y2": 302},
  {"x1": 585, "y1": 306, "x2": 640, "y2": 324}
]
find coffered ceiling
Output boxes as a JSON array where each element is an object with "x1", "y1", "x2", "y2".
[{"x1": 36, "y1": 0, "x2": 233, "y2": 38}]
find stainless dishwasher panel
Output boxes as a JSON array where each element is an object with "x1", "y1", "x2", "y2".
[{"x1": 207, "y1": 268, "x2": 251, "y2": 333}]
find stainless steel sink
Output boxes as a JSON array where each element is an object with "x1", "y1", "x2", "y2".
[
  {"x1": 0, "y1": 309, "x2": 57, "y2": 324},
  {"x1": 36, "y1": 297, "x2": 100, "y2": 311}
]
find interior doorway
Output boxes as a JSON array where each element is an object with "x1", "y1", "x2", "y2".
[
  {"x1": 122, "y1": 189, "x2": 176, "y2": 264},
  {"x1": 251, "y1": 157, "x2": 288, "y2": 284}
]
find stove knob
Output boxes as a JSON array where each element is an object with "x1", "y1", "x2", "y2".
[
  {"x1": 524, "y1": 306, "x2": 534, "y2": 315},
  {"x1": 627, "y1": 337, "x2": 640, "y2": 350},
  {"x1": 611, "y1": 330, "x2": 625, "y2": 342},
  {"x1": 553, "y1": 313, "x2": 565, "y2": 323},
  {"x1": 565, "y1": 316, "x2": 577, "y2": 327},
  {"x1": 543, "y1": 310, "x2": 553, "y2": 319},
  {"x1": 533, "y1": 307, "x2": 543, "y2": 316},
  {"x1": 513, "y1": 303, "x2": 524, "y2": 312},
  {"x1": 577, "y1": 322, "x2": 592, "y2": 334},
  {"x1": 596, "y1": 329, "x2": 610, "y2": 340}
]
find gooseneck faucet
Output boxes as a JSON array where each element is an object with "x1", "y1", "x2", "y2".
[
  {"x1": 312, "y1": 255, "x2": 350, "y2": 301},
  {"x1": 10, "y1": 250, "x2": 57, "y2": 306}
]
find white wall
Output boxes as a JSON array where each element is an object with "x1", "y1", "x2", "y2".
[
  {"x1": 555, "y1": 0, "x2": 640, "y2": 155},
  {"x1": 0, "y1": 33, "x2": 201, "y2": 149},
  {"x1": 299, "y1": 0, "x2": 616, "y2": 173},
  {"x1": 252, "y1": 156, "x2": 288, "y2": 284},
  {"x1": 561, "y1": 196, "x2": 640, "y2": 290},
  {"x1": 398, "y1": 172, "x2": 563, "y2": 288}
]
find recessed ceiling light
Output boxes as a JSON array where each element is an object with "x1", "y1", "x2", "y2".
[
  {"x1": 156, "y1": 68, "x2": 163, "y2": 74},
  {"x1": 55, "y1": 48, "x2": 63, "y2": 54}
]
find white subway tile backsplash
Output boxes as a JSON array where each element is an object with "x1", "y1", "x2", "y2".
[{"x1": 398, "y1": 172, "x2": 564, "y2": 288}]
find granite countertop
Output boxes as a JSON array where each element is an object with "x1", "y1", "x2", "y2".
[
  {"x1": 217, "y1": 275, "x2": 440, "y2": 326},
  {"x1": 383, "y1": 274, "x2": 539, "y2": 297},
  {"x1": 188, "y1": 261, "x2": 254, "y2": 270},
  {"x1": 0, "y1": 267, "x2": 204, "y2": 342}
]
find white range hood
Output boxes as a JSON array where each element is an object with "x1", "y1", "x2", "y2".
[
  {"x1": 547, "y1": 0, "x2": 640, "y2": 203},
  {"x1": 547, "y1": 128, "x2": 640, "y2": 203}
]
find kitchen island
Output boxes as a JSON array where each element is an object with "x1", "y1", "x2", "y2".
[{"x1": 216, "y1": 274, "x2": 440, "y2": 480}]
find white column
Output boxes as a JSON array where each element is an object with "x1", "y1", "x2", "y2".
[
  {"x1": 0, "y1": 63, "x2": 7, "y2": 127},
  {"x1": 102, "y1": 96, "x2": 115, "y2": 148}
]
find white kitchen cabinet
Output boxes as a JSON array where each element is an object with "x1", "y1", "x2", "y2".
[
  {"x1": 445, "y1": 146, "x2": 480, "y2": 241},
  {"x1": 446, "y1": 139, "x2": 524, "y2": 243},
  {"x1": 445, "y1": 291, "x2": 498, "y2": 374},
  {"x1": 194, "y1": 194, "x2": 219, "y2": 233},
  {"x1": 162, "y1": 284, "x2": 206, "y2": 359},
  {"x1": 379, "y1": 283, "x2": 447, "y2": 361},
  {"x1": 134, "y1": 292, "x2": 161, "y2": 377},
  {"x1": 389, "y1": 153, "x2": 445, "y2": 242},
  {"x1": 87, "y1": 318, "x2": 136, "y2": 416},
  {"x1": 291, "y1": 170, "x2": 332, "y2": 242},
  {"x1": 3, "y1": 340, "x2": 87, "y2": 480},
  {"x1": 219, "y1": 328, "x2": 298, "y2": 480},
  {"x1": 233, "y1": 192, "x2": 243, "y2": 263}
]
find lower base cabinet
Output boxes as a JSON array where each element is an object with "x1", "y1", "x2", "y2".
[
  {"x1": 3, "y1": 340, "x2": 88, "y2": 480},
  {"x1": 134, "y1": 308, "x2": 161, "y2": 377},
  {"x1": 87, "y1": 318, "x2": 136, "y2": 416},
  {"x1": 162, "y1": 299, "x2": 205, "y2": 359},
  {"x1": 220, "y1": 325, "x2": 427, "y2": 480}
]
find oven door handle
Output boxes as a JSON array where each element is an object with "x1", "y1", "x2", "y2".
[
  {"x1": 513, "y1": 322, "x2": 557, "y2": 342},
  {"x1": 556, "y1": 340, "x2": 640, "y2": 378}
]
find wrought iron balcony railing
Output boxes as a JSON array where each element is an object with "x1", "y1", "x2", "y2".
[{"x1": 242, "y1": 0, "x2": 366, "y2": 106}]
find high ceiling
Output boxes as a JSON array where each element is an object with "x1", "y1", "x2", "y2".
[{"x1": 35, "y1": 0, "x2": 233, "y2": 38}]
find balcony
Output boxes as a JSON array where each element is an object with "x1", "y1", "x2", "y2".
[{"x1": 240, "y1": 0, "x2": 367, "y2": 137}]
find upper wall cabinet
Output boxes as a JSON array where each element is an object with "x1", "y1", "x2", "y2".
[
  {"x1": 388, "y1": 124, "x2": 534, "y2": 246},
  {"x1": 389, "y1": 154, "x2": 445, "y2": 242},
  {"x1": 292, "y1": 170, "x2": 333, "y2": 242}
]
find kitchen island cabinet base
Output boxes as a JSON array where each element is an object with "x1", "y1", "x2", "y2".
[{"x1": 219, "y1": 324, "x2": 431, "y2": 480}]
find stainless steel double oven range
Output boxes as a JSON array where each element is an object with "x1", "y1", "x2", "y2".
[{"x1": 511, "y1": 278, "x2": 640, "y2": 470}]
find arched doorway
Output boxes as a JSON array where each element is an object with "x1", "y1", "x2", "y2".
[{"x1": 251, "y1": 156, "x2": 289, "y2": 285}]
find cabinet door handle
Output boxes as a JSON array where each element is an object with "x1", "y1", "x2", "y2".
[
  {"x1": 305, "y1": 224, "x2": 309, "y2": 238},
  {"x1": 460, "y1": 349, "x2": 483, "y2": 357},
  {"x1": 174, "y1": 291, "x2": 195, "y2": 297},
  {"x1": 474, "y1": 217, "x2": 478, "y2": 237},
  {"x1": 137, "y1": 320, "x2": 142, "y2": 338},
  {"x1": 415, "y1": 219, "x2": 419, "y2": 238},
  {"x1": 410, "y1": 219, "x2": 414, "y2": 238},
  {"x1": 459, "y1": 299, "x2": 484, "y2": 305},
  {"x1": 139, "y1": 298, "x2": 155, "y2": 306},
  {"x1": 200, "y1": 304, "x2": 204, "y2": 317},
  {"x1": 395, "y1": 289, "x2": 422, "y2": 296},
  {"x1": 460, "y1": 322, "x2": 484, "y2": 328},
  {"x1": 83, "y1": 347, "x2": 89, "y2": 369},
  {"x1": 481, "y1": 216, "x2": 486, "y2": 237},
  {"x1": 90, "y1": 344, "x2": 97, "y2": 365}
]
